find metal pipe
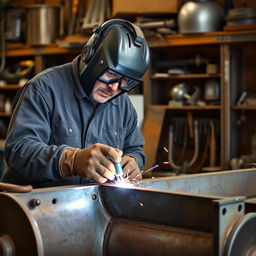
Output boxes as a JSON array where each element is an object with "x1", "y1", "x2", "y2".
[{"x1": 105, "y1": 219, "x2": 213, "y2": 256}]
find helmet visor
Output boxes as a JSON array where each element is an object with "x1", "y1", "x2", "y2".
[{"x1": 98, "y1": 69, "x2": 140, "y2": 92}]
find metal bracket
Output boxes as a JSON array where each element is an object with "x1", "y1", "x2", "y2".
[{"x1": 213, "y1": 196, "x2": 245, "y2": 256}]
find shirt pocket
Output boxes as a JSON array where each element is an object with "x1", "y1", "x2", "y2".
[
  {"x1": 102, "y1": 127, "x2": 127, "y2": 149},
  {"x1": 51, "y1": 119, "x2": 81, "y2": 147},
  {"x1": 54, "y1": 120, "x2": 80, "y2": 137}
]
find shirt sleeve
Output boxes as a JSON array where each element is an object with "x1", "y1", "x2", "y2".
[{"x1": 4, "y1": 82, "x2": 68, "y2": 182}]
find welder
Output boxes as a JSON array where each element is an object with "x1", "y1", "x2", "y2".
[{"x1": 1, "y1": 18, "x2": 150, "y2": 188}]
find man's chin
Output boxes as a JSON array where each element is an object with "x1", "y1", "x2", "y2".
[
  {"x1": 93, "y1": 96, "x2": 111, "y2": 104},
  {"x1": 97, "y1": 99, "x2": 109, "y2": 103}
]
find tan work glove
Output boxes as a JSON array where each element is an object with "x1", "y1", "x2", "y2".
[
  {"x1": 121, "y1": 155, "x2": 142, "y2": 182},
  {"x1": 73, "y1": 143, "x2": 122, "y2": 183},
  {"x1": 0, "y1": 182, "x2": 33, "y2": 193}
]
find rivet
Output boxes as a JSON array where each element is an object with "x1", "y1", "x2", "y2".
[
  {"x1": 30, "y1": 198, "x2": 41, "y2": 207},
  {"x1": 68, "y1": 128, "x2": 73, "y2": 133}
]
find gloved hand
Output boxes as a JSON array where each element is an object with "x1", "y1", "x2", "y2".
[
  {"x1": 121, "y1": 155, "x2": 142, "y2": 182},
  {"x1": 0, "y1": 182, "x2": 33, "y2": 193},
  {"x1": 73, "y1": 143, "x2": 122, "y2": 183}
]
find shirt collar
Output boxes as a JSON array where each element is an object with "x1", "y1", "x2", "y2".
[{"x1": 70, "y1": 55, "x2": 87, "y2": 100}]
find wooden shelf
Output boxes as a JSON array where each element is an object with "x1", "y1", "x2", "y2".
[
  {"x1": 232, "y1": 105, "x2": 256, "y2": 110},
  {"x1": 147, "y1": 30, "x2": 256, "y2": 48},
  {"x1": 0, "y1": 112, "x2": 12, "y2": 117},
  {"x1": 4, "y1": 30, "x2": 256, "y2": 58},
  {"x1": 150, "y1": 105, "x2": 221, "y2": 110},
  {"x1": 5, "y1": 43, "x2": 81, "y2": 57},
  {"x1": 0, "y1": 139, "x2": 5, "y2": 151},
  {"x1": 0, "y1": 85, "x2": 22, "y2": 90},
  {"x1": 151, "y1": 73, "x2": 221, "y2": 79}
]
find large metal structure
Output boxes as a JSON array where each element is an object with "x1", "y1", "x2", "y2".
[{"x1": 1, "y1": 168, "x2": 256, "y2": 255}]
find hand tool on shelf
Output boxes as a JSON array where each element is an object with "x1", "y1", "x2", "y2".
[
  {"x1": 81, "y1": 0, "x2": 111, "y2": 31},
  {"x1": 69, "y1": 0, "x2": 79, "y2": 35},
  {"x1": 209, "y1": 121, "x2": 216, "y2": 167},
  {"x1": 168, "y1": 120, "x2": 199, "y2": 171}
]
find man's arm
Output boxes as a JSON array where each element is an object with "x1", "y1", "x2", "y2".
[{"x1": 4, "y1": 83, "x2": 67, "y2": 182}]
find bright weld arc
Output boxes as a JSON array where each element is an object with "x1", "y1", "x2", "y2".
[
  {"x1": 114, "y1": 177, "x2": 135, "y2": 188},
  {"x1": 115, "y1": 164, "x2": 159, "y2": 186}
]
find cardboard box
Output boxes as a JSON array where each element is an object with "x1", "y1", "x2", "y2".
[{"x1": 112, "y1": 0, "x2": 179, "y2": 17}]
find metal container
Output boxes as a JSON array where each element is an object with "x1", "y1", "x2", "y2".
[
  {"x1": 226, "y1": 8, "x2": 256, "y2": 26},
  {"x1": 26, "y1": 4, "x2": 60, "y2": 45},
  {"x1": 178, "y1": 0, "x2": 225, "y2": 34},
  {"x1": 5, "y1": 8, "x2": 25, "y2": 42}
]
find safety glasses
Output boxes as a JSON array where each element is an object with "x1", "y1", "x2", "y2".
[{"x1": 98, "y1": 69, "x2": 140, "y2": 92}]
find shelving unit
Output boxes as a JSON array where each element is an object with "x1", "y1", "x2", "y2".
[
  {"x1": 151, "y1": 74, "x2": 221, "y2": 79},
  {"x1": 151, "y1": 105, "x2": 221, "y2": 110},
  {"x1": 0, "y1": 44, "x2": 81, "y2": 139},
  {"x1": 6, "y1": 43, "x2": 81, "y2": 73},
  {"x1": 142, "y1": 29, "x2": 256, "y2": 174}
]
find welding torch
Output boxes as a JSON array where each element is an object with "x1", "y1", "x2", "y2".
[{"x1": 114, "y1": 162, "x2": 123, "y2": 181}]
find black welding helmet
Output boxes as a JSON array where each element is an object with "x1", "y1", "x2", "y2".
[{"x1": 79, "y1": 19, "x2": 150, "y2": 95}]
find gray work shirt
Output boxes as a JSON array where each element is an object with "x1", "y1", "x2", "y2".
[{"x1": 1, "y1": 56, "x2": 145, "y2": 188}]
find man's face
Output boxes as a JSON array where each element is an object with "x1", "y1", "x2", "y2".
[{"x1": 90, "y1": 70, "x2": 130, "y2": 105}]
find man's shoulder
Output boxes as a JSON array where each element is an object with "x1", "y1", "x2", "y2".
[
  {"x1": 25, "y1": 63, "x2": 75, "y2": 97},
  {"x1": 31, "y1": 63, "x2": 71, "y2": 84},
  {"x1": 114, "y1": 93, "x2": 131, "y2": 103},
  {"x1": 110, "y1": 93, "x2": 136, "y2": 115}
]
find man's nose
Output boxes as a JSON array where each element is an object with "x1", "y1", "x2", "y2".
[{"x1": 107, "y1": 82, "x2": 119, "y2": 90}]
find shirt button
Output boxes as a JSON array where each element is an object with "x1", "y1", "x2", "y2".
[{"x1": 68, "y1": 128, "x2": 73, "y2": 133}]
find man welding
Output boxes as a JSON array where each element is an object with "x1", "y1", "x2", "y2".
[{"x1": 1, "y1": 19, "x2": 150, "y2": 188}]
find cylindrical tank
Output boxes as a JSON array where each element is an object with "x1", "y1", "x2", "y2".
[{"x1": 26, "y1": 5, "x2": 60, "y2": 45}]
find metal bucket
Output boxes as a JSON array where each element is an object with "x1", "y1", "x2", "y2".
[{"x1": 26, "y1": 4, "x2": 60, "y2": 45}]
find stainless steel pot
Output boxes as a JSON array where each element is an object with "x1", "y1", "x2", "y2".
[
  {"x1": 26, "y1": 4, "x2": 60, "y2": 45},
  {"x1": 178, "y1": 0, "x2": 225, "y2": 34},
  {"x1": 226, "y1": 7, "x2": 256, "y2": 26}
]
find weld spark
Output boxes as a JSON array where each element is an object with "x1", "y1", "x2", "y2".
[{"x1": 141, "y1": 164, "x2": 159, "y2": 175}]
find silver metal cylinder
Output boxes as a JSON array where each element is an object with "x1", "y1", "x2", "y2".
[{"x1": 26, "y1": 5, "x2": 60, "y2": 45}]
